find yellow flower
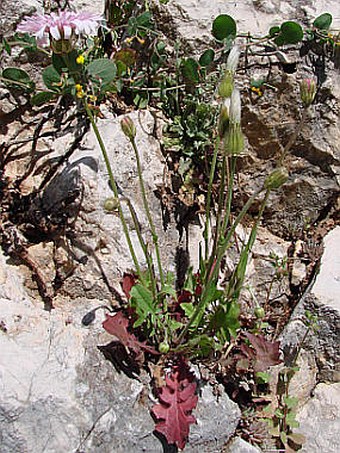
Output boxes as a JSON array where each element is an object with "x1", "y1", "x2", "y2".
[
  {"x1": 75, "y1": 84, "x2": 82, "y2": 91},
  {"x1": 251, "y1": 86, "x2": 263, "y2": 96},
  {"x1": 76, "y1": 55, "x2": 85, "y2": 65}
]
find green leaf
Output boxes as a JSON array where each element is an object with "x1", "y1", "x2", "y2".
[
  {"x1": 269, "y1": 26, "x2": 280, "y2": 37},
  {"x1": 2, "y1": 67, "x2": 34, "y2": 91},
  {"x1": 280, "y1": 21, "x2": 304, "y2": 44},
  {"x1": 2, "y1": 38, "x2": 11, "y2": 55},
  {"x1": 212, "y1": 15, "x2": 237, "y2": 41},
  {"x1": 133, "y1": 91, "x2": 148, "y2": 108},
  {"x1": 256, "y1": 371, "x2": 271, "y2": 384},
  {"x1": 274, "y1": 408, "x2": 284, "y2": 419},
  {"x1": 87, "y1": 58, "x2": 117, "y2": 86},
  {"x1": 31, "y1": 91, "x2": 56, "y2": 106},
  {"x1": 313, "y1": 13, "x2": 332, "y2": 30},
  {"x1": 280, "y1": 431, "x2": 287, "y2": 445},
  {"x1": 130, "y1": 284, "x2": 158, "y2": 328},
  {"x1": 286, "y1": 411, "x2": 300, "y2": 428},
  {"x1": 284, "y1": 396, "x2": 299, "y2": 409},
  {"x1": 42, "y1": 65, "x2": 62, "y2": 91},
  {"x1": 181, "y1": 58, "x2": 200, "y2": 84},
  {"x1": 199, "y1": 49, "x2": 215, "y2": 67},
  {"x1": 180, "y1": 302, "x2": 195, "y2": 318}
]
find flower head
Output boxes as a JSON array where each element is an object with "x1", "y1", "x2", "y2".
[
  {"x1": 17, "y1": 10, "x2": 102, "y2": 43},
  {"x1": 299, "y1": 78, "x2": 317, "y2": 107}
]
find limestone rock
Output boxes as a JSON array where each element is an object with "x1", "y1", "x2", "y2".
[
  {"x1": 296, "y1": 383, "x2": 340, "y2": 453},
  {"x1": 224, "y1": 437, "x2": 263, "y2": 453}
]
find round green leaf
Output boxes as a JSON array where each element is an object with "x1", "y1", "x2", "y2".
[
  {"x1": 42, "y1": 65, "x2": 61, "y2": 91},
  {"x1": 87, "y1": 59, "x2": 117, "y2": 85},
  {"x1": 269, "y1": 26, "x2": 280, "y2": 37},
  {"x1": 313, "y1": 13, "x2": 332, "y2": 30},
  {"x1": 280, "y1": 21, "x2": 303, "y2": 44},
  {"x1": 199, "y1": 49, "x2": 215, "y2": 67},
  {"x1": 212, "y1": 15, "x2": 237, "y2": 41}
]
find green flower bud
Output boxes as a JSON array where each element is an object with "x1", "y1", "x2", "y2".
[
  {"x1": 264, "y1": 167, "x2": 289, "y2": 190},
  {"x1": 225, "y1": 123, "x2": 245, "y2": 156},
  {"x1": 299, "y1": 78, "x2": 317, "y2": 107},
  {"x1": 218, "y1": 99, "x2": 230, "y2": 138},
  {"x1": 158, "y1": 341, "x2": 170, "y2": 354},
  {"x1": 218, "y1": 70, "x2": 234, "y2": 99},
  {"x1": 103, "y1": 197, "x2": 119, "y2": 212},
  {"x1": 254, "y1": 307, "x2": 265, "y2": 319},
  {"x1": 121, "y1": 117, "x2": 136, "y2": 140}
]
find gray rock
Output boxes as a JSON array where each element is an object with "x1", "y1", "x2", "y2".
[
  {"x1": 280, "y1": 226, "x2": 340, "y2": 383},
  {"x1": 296, "y1": 383, "x2": 340, "y2": 453},
  {"x1": 224, "y1": 437, "x2": 262, "y2": 453}
]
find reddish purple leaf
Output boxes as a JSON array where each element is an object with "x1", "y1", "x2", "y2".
[
  {"x1": 245, "y1": 332, "x2": 281, "y2": 372},
  {"x1": 152, "y1": 364, "x2": 198, "y2": 449},
  {"x1": 102, "y1": 312, "x2": 158, "y2": 361},
  {"x1": 121, "y1": 272, "x2": 137, "y2": 300}
]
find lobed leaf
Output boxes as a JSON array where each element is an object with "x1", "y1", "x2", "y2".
[{"x1": 152, "y1": 363, "x2": 198, "y2": 449}]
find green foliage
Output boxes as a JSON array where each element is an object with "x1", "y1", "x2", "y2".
[
  {"x1": 199, "y1": 49, "x2": 215, "y2": 67},
  {"x1": 87, "y1": 58, "x2": 117, "y2": 88},
  {"x1": 129, "y1": 284, "x2": 160, "y2": 331},
  {"x1": 313, "y1": 13, "x2": 332, "y2": 30},
  {"x1": 31, "y1": 91, "x2": 57, "y2": 106},
  {"x1": 1, "y1": 67, "x2": 35, "y2": 91},
  {"x1": 212, "y1": 14, "x2": 237, "y2": 41},
  {"x1": 274, "y1": 21, "x2": 304, "y2": 45},
  {"x1": 42, "y1": 65, "x2": 62, "y2": 92}
]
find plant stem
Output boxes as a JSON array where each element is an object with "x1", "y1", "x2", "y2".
[
  {"x1": 177, "y1": 187, "x2": 264, "y2": 343},
  {"x1": 279, "y1": 106, "x2": 309, "y2": 165},
  {"x1": 130, "y1": 137, "x2": 165, "y2": 288},
  {"x1": 204, "y1": 135, "x2": 221, "y2": 262},
  {"x1": 83, "y1": 100, "x2": 144, "y2": 283},
  {"x1": 121, "y1": 197, "x2": 157, "y2": 298}
]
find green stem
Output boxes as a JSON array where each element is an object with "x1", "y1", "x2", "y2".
[
  {"x1": 130, "y1": 137, "x2": 165, "y2": 288},
  {"x1": 226, "y1": 189, "x2": 270, "y2": 300},
  {"x1": 177, "y1": 187, "x2": 264, "y2": 343},
  {"x1": 83, "y1": 101, "x2": 144, "y2": 283},
  {"x1": 204, "y1": 135, "x2": 221, "y2": 262},
  {"x1": 121, "y1": 197, "x2": 157, "y2": 299}
]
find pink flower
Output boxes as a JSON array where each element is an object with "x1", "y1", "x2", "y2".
[{"x1": 17, "y1": 10, "x2": 103, "y2": 41}]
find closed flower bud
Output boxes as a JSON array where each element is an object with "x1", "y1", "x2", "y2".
[
  {"x1": 300, "y1": 78, "x2": 317, "y2": 107},
  {"x1": 121, "y1": 117, "x2": 136, "y2": 140},
  {"x1": 218, "y1": 99, "x2": 230, "y2": 138},
  {"x1": 158, "y1": 341, "x2": 170, "y2": 354},
  {"x1": 225, "y1": 123, "x2": 245, "y2": 156},
  {"x1": 226, "y1": 46, "x2": 240, "y2": 73},
  {"x1": 103, "y1": 197, "x2": 119, "y2": 212},
  {"x1": 264, "y1": 167, "x2": 289, "y2": 190},
  {"x1": 229, "y1": 88, "x2": 241, "y2": 124},
  {"x1": 218, "y1": 70, "x2": 234, "y2": 98}
]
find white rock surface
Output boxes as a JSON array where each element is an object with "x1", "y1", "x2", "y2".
[
  {"x1": 225, "y1": 437, "x2": 263, "y2": 453},
  {"x1": 153, "y1": 0, "x2": 340, "y2": 48},
  {"x1": 296, "y1": 383, "x2": 340, "y2": 453},
  {"x1": 312, "y1": 226, "x2": 340, "y2": 314}
]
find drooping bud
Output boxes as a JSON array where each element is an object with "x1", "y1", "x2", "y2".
[
  {"x1": 299, "y1": 78, "x2": 317, "y2": 107},
  {"x1": 121, "y1": 116, "x2": 136, "y2": 141},
  {"x1": 218, "y1": 70, "x2": 234, "y2": 98},
  {"x1": 226, "y1": 46, "x2": 240, "y2": 73},
  {"x1": 218, "y1": 98, "x2": 230, "y2": 138},
  {"x1": 264, "y1": 167, "x2": 289, "y2": 190},
  {"x1": 229, "y1": 88, "x2": 241, "y2": 124},
  {"x1": 225, "y1": 123, "x2": 245, "y2": 156}
]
